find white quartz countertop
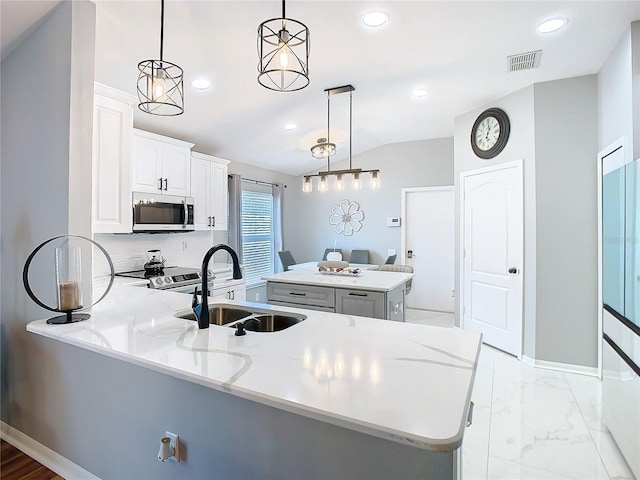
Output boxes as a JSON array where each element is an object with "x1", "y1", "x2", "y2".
[
  {"x1": 262, "y1": 269, "x2": 412, "y2": 292},
  {"x1": 27, "y1": 284, "x2": 481, "y2": 451}
]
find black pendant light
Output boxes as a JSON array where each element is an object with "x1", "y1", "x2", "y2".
[
  {"x1": 257, "y1": 0, "x2": 310, "y2": 92},
  {"x1": 137, "y1": 0, "x2": 184, "y2": 115}
]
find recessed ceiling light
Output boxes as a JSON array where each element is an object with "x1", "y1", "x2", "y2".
[
  {"x1": 191, "y1": 78, "x2": 212, "y2": 90},
  {"x1": 411, "y1": 88, "x2": 429, "y2": 98},
  {"x1": 362, "y1": 11, "x2": 389, "y2": 28},
  {"x1": 537, "y1": 17, "x2": 568, "y2": 33},
  {"x1": 284, "y1": 123, "x2": 297, "y2": 130}
]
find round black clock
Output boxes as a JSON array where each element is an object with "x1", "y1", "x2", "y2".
[{"x1": 470, "y1": 108, "x2": 510, "y2": 159}]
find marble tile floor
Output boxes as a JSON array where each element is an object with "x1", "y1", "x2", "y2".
[{"x1": 405, "y1": 309, "x2": 635, "y2": 480}]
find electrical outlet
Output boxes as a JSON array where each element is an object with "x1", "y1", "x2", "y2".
[
  {"x1": 388, "y1": 249, "x2": 396, "y2": 256},
  {"x1": 182, "y1": 241, "x2": 188, "y2": 251},
  {"x1": 255, "y1": 293, "x2": 260, "y2": 301},
  {"x1": 165, "y1": 431, "x2": 180, "y2": 462}
]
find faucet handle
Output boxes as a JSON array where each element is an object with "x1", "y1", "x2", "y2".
[{"x1": 192, "y1": 286, "x2": 200, "y2": 308}]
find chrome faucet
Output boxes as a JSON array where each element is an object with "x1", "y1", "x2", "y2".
[{"x1": 192, "y1": 244, "x2": 243, "y2": 329}]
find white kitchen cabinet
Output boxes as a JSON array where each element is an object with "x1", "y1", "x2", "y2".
[
  {"x1": 211, "y1": 278, "x2": 246, "y2": 302},
  {"x1": 190, "y1": 152, "x2": 230, "y2": 230},
  {"x1": 132, "y1": 129, "x2": 194, "y2": 197},
  {"x1": 92, "y1": 83, "x2": 136, "y2": 233}
]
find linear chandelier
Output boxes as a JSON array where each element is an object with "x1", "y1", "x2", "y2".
[
  {"x1": 303, "y1": 85, "x2": 380, "y2": 193},
  {"x1": 137, "y1": 0, "x2": 184, "y2": 116},
  {"x1": 257, "y1": 0, "x2": 310, "y2": 92}
]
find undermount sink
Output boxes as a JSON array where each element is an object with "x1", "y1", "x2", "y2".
[
  {"x1": 242, "y1": 314, "x2": 305, "y2": 333},
  {"x1": 174, "y1": 306, "x2": 253, "y2": 325},
  {"x1": 174, "y1": 304, "x2": 306, "y2": 332}
]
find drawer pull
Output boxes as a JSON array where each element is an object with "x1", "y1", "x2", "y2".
[
  {"x1": 348, "y1": 292, "x2": 367, "y2": 297},
  {"x1": 289, "y1": 292, "x2": 306, "y2": 296}
]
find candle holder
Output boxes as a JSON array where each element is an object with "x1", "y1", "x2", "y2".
[{"x1": 23, "y1": 235, "x2": 114, "y2": 325}]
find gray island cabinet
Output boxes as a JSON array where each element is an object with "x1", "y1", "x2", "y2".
[{"x1": 263, "y1": 269, "x2": 410, "y2": 321}]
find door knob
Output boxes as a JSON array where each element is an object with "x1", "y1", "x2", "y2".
[{"x1": 508, "y1": 267, "x2": 518, "y2": 274}]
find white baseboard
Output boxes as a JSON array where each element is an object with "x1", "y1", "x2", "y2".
[
  {"x1": 0, "y1": 421, "x2": 100, "y2": 480},
  {"x1": 522, "y1": 355, "x2": 599, "y2": 377}
]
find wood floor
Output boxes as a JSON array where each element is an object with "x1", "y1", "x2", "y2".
[{"x1": 1, "y1": 440, "x2": 63, "y2": 480}]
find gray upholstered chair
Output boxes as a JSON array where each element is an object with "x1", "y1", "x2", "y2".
[
  {"x1": 322, "y1": 248, "x2": 342, "y2": 260},
  {"x1": 350, "y1": 249, "x2": 369, "y2": 264},
  {"x1": 278, "y1": 250, "x2": 296, "y2": 271},
  {"x1": 384, "y1": 254, "x2": 397, "y2": 265},
  {"x1": 379, "y1": 264, "x2": 413, "y2": 294}
]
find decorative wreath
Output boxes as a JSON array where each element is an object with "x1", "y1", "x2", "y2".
[{"x1": 330, "y1": 200, "x2": 364, "y2": 236}]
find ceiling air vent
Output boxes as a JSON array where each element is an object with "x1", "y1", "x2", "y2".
[{"x1": 508, "y1": 50, "x2": 542, "y2": 72}]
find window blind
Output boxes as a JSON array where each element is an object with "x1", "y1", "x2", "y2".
[{"x1": 241, "y1": 191, "x2": 274, "y2": 285}]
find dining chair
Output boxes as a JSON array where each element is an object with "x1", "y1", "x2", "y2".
[
  {"x1": 384, "y1": 254, "x2": 397, "y2": 265},
  {"x1": 350, "y1": 249, "x2": 369, "y2": 264},
  {"x1": 322, "y1": 248, "x2": 342, "y2": 260},
  {"x1": 379, "y1": 264, "x2": 413, "y2": 294},
  {"x1": 278, "y1": 250, "x2": 296, "y2": 271}
]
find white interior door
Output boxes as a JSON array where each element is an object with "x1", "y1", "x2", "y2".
[
  {"x1": 461, "y1": 161, "x2": 523, "y2": 357},
  {"x1": 402, "y1": 187, "x2": 455, "y2": 312}
]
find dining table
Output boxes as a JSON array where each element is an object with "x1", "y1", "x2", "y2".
[{"x1": 288, "y1": 261, "x2": 379, "y2": 271}]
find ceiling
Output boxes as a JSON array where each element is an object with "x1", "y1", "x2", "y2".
[{"x1": 2, "y1": 1, "x2": 640, "y2": 176}]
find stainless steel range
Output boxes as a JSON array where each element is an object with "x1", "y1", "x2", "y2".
[{"x1": 116, "y1": 266, "x2": 210, "y2": 292}]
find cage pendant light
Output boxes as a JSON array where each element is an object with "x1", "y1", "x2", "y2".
[
  {"x1": 137, "y1": 0, "x2": 184, "y2": 116},
  {"x1": 258, "y1": 0, "x2": 310, "y2": 92}
]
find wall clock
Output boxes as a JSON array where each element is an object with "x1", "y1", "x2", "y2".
[{"x1": 470, "y1": 108, "x2": 510, "y2": 159}]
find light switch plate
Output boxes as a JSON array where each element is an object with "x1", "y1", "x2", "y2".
[{"x1": 388, "y1": 249, "x2": 396, "y2": 256}]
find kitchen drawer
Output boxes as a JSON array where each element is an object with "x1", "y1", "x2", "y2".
[
  {"x1": 267, "y1": 282, "x2": 335, "y2": 308},
  {"x1": 335, "y1": 288, "x2": 385, "y2": 319},
  {"x1": 268, "y1": 300, "x2": 335, "y2": 313}
]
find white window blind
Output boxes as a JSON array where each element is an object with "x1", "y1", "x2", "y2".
[{"x1": 241, "y1": 190, "x2": 274, "y2": 285}]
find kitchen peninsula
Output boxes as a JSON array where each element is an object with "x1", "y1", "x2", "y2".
[
  {"x1": 263, "y1": 269, "x2": 411, "y2": 321},
  {"x1": 26, "y1": 283, "x2": 481, "y2": 480}
]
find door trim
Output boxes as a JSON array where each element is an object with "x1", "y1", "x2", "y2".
[
  {"x1": 459, "y1": 159, "x2": 524, "y2": 358},
  {"x1": 401, "y1": 186, "x2": 454, "y2": 265},
  {"x1": 597, "y1": 136, "x2": 626, "y2": 378}
]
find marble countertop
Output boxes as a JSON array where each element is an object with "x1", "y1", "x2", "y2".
[
  {"x1": 27, "y1": 284, "x2": 481, "y2": 451},
  {"x1": 262, "y1": 269, "x2": 412, "y2": 292}
]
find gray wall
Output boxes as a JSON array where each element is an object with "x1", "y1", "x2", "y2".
[
  {"x1": 454, "y1": 86, "x2": 537, "y2": 356},
  {"x1": 285, "y1": 137, "x2": 454, "y2": 266},
  {"x1": 533, "y1": 76, "x2": 599, "y2": 367},
  {"x1": 453, "y1": 77, "x2": 600, "y2": 368},
  {"x1": 0, "y1": 0, "x2": 96, "y2": 435}
]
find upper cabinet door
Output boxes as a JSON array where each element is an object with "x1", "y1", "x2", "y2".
[
  {"x1": 132, "y1": 136, "x2": 164, "y2": 194},
  {"x1": 190, "y1": 157, "x2": 211, "y2": 230},
  {"x1": 191, "y1": 152, "x2": 230, "y2": 231},
  {"x1": 92, "y1": 84, "x2": 135, "y2": 233},
  {"x1": 162, "y1": 143, "x2": 191, "y2": 196},
  {"x1": 131, "y1": 129, "x2": 194, "y2": 196}
]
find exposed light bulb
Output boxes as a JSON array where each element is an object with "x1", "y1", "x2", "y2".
[
  {"x1": 152, "y1": 69, "x2": 166, "y2": 101},
  {"x1": 352, "y1": 173, "x2": 361, "y2": 190},
  {"x1": 279, "y1": 42, "x2": 290, "y2": 69},
  {"x1": 319, "y1": 176, "x2": 328, "y2": 192},
  {"x1": 370, "y1": 171, "x2": 380, "y2": 189},
  {"x1": 302, "y1": 177, "x2": 312, "y2": 193},
  {"x1": 335, "y1": 174, "x2": 344, "y2": 191}
]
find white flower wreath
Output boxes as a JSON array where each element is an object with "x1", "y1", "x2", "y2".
[{"x1": 329, "y1": 199, "x2": 364, "y2": 236}]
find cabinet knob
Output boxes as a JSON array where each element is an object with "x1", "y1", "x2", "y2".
[{"x1": 508, "y1": 267, "x2": 518, "y2": 274}]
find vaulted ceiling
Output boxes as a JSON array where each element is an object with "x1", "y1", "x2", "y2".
[{"x1": 3, "y1": 1, "x2": 639, "y2": 175}]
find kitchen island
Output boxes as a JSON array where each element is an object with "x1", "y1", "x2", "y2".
[
  {"x1": 263, "y1": 269, "x2": 412, "y2": 321},
  {"x1": 27, "y1": 284, "x2": 481, "y2": 480}
]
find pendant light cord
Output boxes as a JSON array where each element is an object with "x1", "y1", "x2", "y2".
[
  {"x1": 326, "y1": 91, "x2": 331, "y2": 172},
  {"x1": 282, "y1": 0, "x2": 286, "y2": 19},
  {"x1": 349, "y1": 90, "x2": 353, "y2": 170},
  {"x1": 159, "y1": 0, "x2": 164, "y2": 61}
]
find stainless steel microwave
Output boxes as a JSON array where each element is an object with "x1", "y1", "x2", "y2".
[{"x1": 132, "y1": 192, "x2": 194, "y2": 233}]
